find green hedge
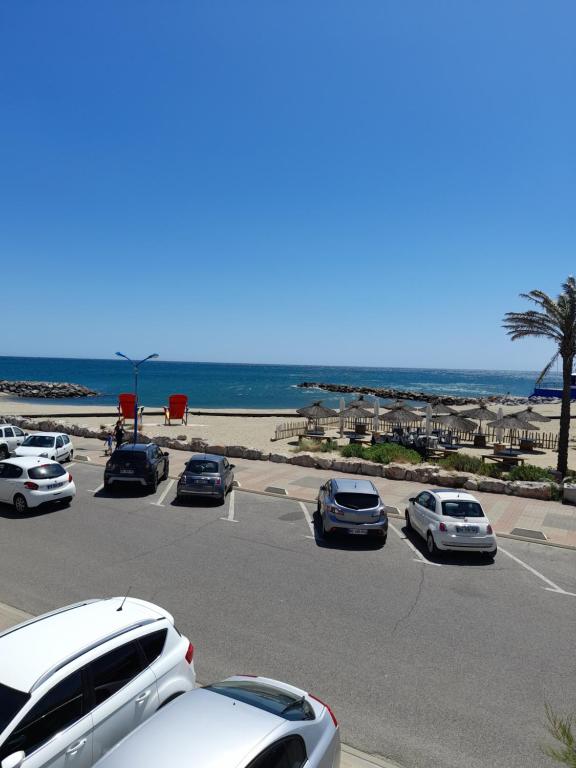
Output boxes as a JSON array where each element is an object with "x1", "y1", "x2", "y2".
[
  {"x1": 340, "y1": 443, "x2": 421, "y2": 465},
  {"x1": 438, "y1": 453, "x2": 503, "y2": 477},
  {"x1": 508, "y1": 464, "x2": 557, "y2": 482}
]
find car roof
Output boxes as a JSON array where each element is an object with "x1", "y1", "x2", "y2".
[
  {"x1": 331, "y1": 478, "x2": 376, "y2": 493},
  {"x1": 428, "y1": 489, "x2": 479, "y2": 502},
  {"x1": 115, "y1": 443, "x2": 152, "y2": 452},
  {"x1": 0, "y1": 457, "x2": 61, "y2": 469},
  {"x1": 96, "y1": 688, "x2": 285, "y2": 768},
  {"x1": 188, "y1": 454, "x2": 224, "y2": 463},
  {"x1": 0, "y1": 597, "x2": 170, "y2": 693},
  {"x1": 23, "y1": 432, "x2": 65, "y2": 437}
]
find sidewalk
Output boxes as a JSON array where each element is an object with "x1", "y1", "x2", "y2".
[
  {"x1": 0, "y1": 602, "x2": 400, "y2": 768},
  {"x1": 74, "y1": 437, "x2": 576, "y2": 549}
]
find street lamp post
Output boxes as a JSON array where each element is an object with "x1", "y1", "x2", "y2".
[{"x1": 115, "y1": 352, "x2": 159, "y2": 444}]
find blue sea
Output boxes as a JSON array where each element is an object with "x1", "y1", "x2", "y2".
[{"x1": 0, "y1": 357, "x2": 559, "y2": 409}]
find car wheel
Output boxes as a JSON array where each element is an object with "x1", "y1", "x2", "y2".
[
  {"x1": 483, "y1": 548, "x2": 497, "y2": 560},
  {"x1": 68, "y1": 450, "x2": 74, "y2": 462},
  {"x1": 0, "y1": 446, "x2": 8, "y2": 460},
  {"x1": 14, "y1": 494, "x2": 28, "y2": 514},
  {"x1": 161, "y1": 462, "x2": 169, "y2": 481},
  {"x1": 405, "y1": 508, "x2": 412, "y2": 531},
  {"x1": 149, "y1": 474, "x2": 158, "y2": 493},
  {"x1": 426, "y1": 531, "x2": 439, "y2": 557},
  {"x1": 320, "y1": 516, "x2": 331, "y2": 541}
]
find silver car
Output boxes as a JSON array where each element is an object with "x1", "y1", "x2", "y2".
[
  {"x1": 317, "y1": 478, "x2": 388, "y2": 542},
  {"x1": 176, "y1": 454, "x2": 235, "y2": 502},
  {"x1": 93, "y1": 675, "x2": 340, "y2": 768}
]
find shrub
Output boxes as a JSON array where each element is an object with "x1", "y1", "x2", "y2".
[
  {"x1": 294, "y1": 438, "x2": 339, "y2": 454},
  {"x1": 340, "y1": 443, "x2": 421, "y2": 465},
  {"x1": 508, "y1": 464, "x2": 557, "y2": 482},
  {"x1": 439, "y1": 453, "x2": 503, "y2": 477}
]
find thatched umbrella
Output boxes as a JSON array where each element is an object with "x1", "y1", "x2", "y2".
[
  {"x1": 435, "y1": 413, "x2": 478, "y2": 434},
  {"x1": 430, "y1": 401, "x2": 457, "y2": 416},
  {"x1": 347, "y1": 395, "x2": 374, "y2": 411},
  {"x1": 296, "y1": 401, "x2": 337, "y2": 428},
  {"x1": 380, "y1": 408, "x2": 423, "y2": 426},
  {"x1": 459, "y1": 403, "x2": 498, "y2": 434},
  {"x1": 489, "y1": 413, "x2": 540, "y2": 452},
  {"x1": 339, "y1": 403, "x2": 374, "y2": 436},
  {"x1": 513, "y1": 406, "x2": 551, "y2": 423}
]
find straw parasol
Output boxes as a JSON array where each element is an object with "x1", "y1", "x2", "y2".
[
  {"x1": 434, "y1": 413, "x2": 478, "y2": 434},
  {"x1": 459, "y1": 403, "x2": 498, "y2": 434},
  {"x1": 429, "y1": 401, "x2": 457, "y2": 416},
  {"x1": 489, "y1": 413, "x2": 540, "y2": 452},
  {"x1": 347, "y1": 395, "x2": 374, "y2": 411},
  {"x1": 513, "y1": 406, "x2": 551, "y2": 423},
  {"x1": 380, "y1": 408, "x2": 423, "y2": 425},
  {"x1": 296, "y1": 401, "x2": 337, "y2": 427},
  {"x1": 339, "y1": 404, "x2": 373, "y2": 419}
]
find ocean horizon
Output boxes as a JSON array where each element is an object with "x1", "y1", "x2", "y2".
[{"x1": 0, "y1": 356, "x2": 559, "y2": 409}]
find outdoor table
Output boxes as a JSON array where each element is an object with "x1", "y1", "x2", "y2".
[{"x1": 482, "y1": 453, "x2": 525, "y2": 468}]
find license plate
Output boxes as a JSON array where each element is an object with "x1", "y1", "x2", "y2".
[
  {"x1": 120, "y1": 469, "x2": 134, "y2": 475},
  {"x1": 194, "y1": 479, "x2": 209, "y2": 484},
  {"x1": 46, "y1": 482, "x2": 64, "y2": 490},
  {"x1": 457, "y1": 525, "x2": 479, "y2": 534},
  {"x1": 349, "y1": 528, "x2": 368, "y2": 535}
]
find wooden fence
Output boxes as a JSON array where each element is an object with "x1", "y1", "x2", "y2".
[{"x1": 273, "y1": 418, "x2": 559, "y2": 450}]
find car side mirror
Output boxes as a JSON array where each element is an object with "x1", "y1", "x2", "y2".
[
  {"x1": 2, "y1": 751, "x2": 26, "y2": 768},
  {"x1": 163, "y1": 452, "x2": 169, "y2": 457},
  {"x1": 229, "y1": 464, "x2": 235, "y2": 469},
  {"x1": 409, "y1": 497, "x2": 415, "y2": 503}
]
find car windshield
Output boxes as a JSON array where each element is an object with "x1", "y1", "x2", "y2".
[
  {"x1": 0, "y1": 682, "x2": 30, "y2": 733},
  {"x1": 28, "y1": 464, "x2": 67, "y2": 480},
  {"x1": 204, "y1": 681, "x2": 315, "y2": 721},
  {"x1": 22, "y1": 436, "x2": 54, "y2": 448},
  {"x1": 186, "y1": 460, "x2": 219, "y2": 474},
  {"x1": 441, "y1": 500, "x2": 485, "y2": 518},
  {"x1": 334, "y1": 492, "x2": 379, "y2": 510}
]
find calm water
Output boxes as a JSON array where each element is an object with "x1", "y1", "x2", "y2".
[{"x1": 0, "y1": 357, "x2": 556, "y2": 409}]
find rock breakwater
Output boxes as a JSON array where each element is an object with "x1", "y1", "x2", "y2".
[{"x1": 0, "y1": 380, "x2": 98, "y2": 399}]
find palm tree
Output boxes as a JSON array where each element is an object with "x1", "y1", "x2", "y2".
[{"x1": 503, "y1": 276, "x2": 576, "y2": 477}]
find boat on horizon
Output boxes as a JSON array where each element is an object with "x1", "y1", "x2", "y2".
[{"x1": 532, "y1": 373, "x2": 576, "y2": 399}]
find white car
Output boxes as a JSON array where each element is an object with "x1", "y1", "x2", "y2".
[
  {"x1": 405, "y1": 489, "x2": 497, "y2": 559},
  {"x1": 14, "y1": 433, "x2": 73, "y2": 463},
  {"x1": 0, "y1": 458, "x2": 76, "y2": 513},
  {"x1": 0, "y1": 426, "x2": 28, "y2": 460},
  {"x1": 0, "y1": 597, "x2": 196, "y2": 768}
]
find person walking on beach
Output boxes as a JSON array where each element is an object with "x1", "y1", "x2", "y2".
[
  {"x1": 104, "y1": 431, "x2": 114, "y2": 456},
  {"x1": 113, "y1": 419, "x2": 125, "y2": 449}
]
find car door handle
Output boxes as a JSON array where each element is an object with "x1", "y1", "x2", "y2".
[
  {"x1": 66, "y1": 738, "x2": 87, "y2": 755},
  {"x1": 135, "y1": 690, "x2": 151, "y2": 703}
]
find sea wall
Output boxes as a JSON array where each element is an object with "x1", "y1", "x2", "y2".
[{"x1": 0, "y1": 380, "x2": 98, "y2": 398}]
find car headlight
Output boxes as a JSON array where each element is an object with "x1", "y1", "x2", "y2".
[{"x1": 40, "y1": 452, "x2": 49, "y2": 458}]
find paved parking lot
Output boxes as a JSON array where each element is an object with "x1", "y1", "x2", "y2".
[{"x1": 0, "y1": 459, "x2": 574, "y2": 768}]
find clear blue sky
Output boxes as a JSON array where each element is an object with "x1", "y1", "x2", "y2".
[{"x1": 1, "y1": 1, "x2": 574, "y2": 370}]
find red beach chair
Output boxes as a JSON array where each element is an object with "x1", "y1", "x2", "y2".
[
  {"x1": 164, "y1": 394, "x2": 189, "y2": 425},
  {"x1": 117, "y1": 393, "x2": 143, "y2": 424}
]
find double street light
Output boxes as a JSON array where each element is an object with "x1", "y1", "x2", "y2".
[{"x1": 115, "y1": 352, "x2": 159, "y2": 444}]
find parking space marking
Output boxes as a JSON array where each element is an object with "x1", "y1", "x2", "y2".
[
  {"x1": 152, "y1": 480, "x2": 175, "y2": 507},
  {"x1": 88, "y1": 483, "x2": 104, "y2": 494},
  {"x1": 220, "y1": 490, "x2": 238, "y2": 522},
  {"x1": 388, "y1": 522, "x2": 442, "y2": 566},
  {"x1": 299, "y1": 502, "x2": 315, "y2": 538},
  {"x1": 499, "y1": 545, "x2": 576, "y2": 597}
]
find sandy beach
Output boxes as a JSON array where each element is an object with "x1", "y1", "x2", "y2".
[{"x1": 1, "y1": 395, "x2": 575, "y2": 470}]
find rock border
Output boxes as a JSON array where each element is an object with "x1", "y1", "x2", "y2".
[{"x1": 1, "y1": 415, "x2": 559, "y2": 502}]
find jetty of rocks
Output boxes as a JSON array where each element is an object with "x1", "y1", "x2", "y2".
[{"x1": 0, "y1": 380, "x2": 98, "y2": 399}]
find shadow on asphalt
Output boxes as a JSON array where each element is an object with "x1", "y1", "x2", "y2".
[
  {"x1": 401, "y1": 523, "x2": 495, "y2": 567},
  {"x1": 94, "y1": 484, "x2": 156, "y2": 499},
  {"x1": 170, "y1": 496, "x2": 225, "y2": 508},
  {"x1": 0, "y1": 500, "x2": 71, "y2": 519},
  {"x1": 312, "y1": 512, "x2": 386, "y2": 551}
]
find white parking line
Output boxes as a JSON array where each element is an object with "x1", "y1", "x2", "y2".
[
  {"x1": 299, "y1": 502, "x2": 315, "y2": 538},
  {"x1": 388, "y1": 522, "x2": 442, "y2": 566},
  {"x1": 152, "y1": 480, "x2": 175, "y2": 507},
  {"x1": 499, "y1": 545, "x2": 576, "y2": 597},
  {"x1": 220, "y1": 490, "x2": 238, "y2": 522},
  {"x1": 88, "y1": 483, "x2": 104, "y2": 495}
]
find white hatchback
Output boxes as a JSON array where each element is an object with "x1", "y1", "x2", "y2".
[
  {"x1": 0, "y1": 426, "x2": 28, "y2": 459},
  {"x1": 0, "y1": 458, "x2": 76, "y2": 513},
  {"x1": 405, "y1": 489, "x2": 497, "y2": 559},
  {"x1": 0, "y1": 597, "x2": 196, "y2": 768},
  {"x1": 14, "y1": 433, "x2": 73, "y2": 463}
]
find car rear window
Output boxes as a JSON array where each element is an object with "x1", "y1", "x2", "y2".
[
  {"x1": 113, "y1": 451, "x2": 147, "y2": 463},
  {"x1": 204, "y1": 681, "x2": 315, "y2": 721},
  {"x1": 334, "y1": 493, "x2": 379, "y2": 510},
  {"x1": 22, "y1": 436, "x2": 54, "y2": 448},
  {"x1": 441, "y1": 500, "x2": 484, "y2": 518},
  {"x1": 186, "y1": 460, "x2": 219, "y2": 474},
  {"x1": 0, "y1": 682, "x2": 30, "y2": 733},
  {"x1": 28, "y1": 464, "x2": 67, "y2": 480}
]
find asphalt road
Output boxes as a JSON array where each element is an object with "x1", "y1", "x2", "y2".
[{"x1": 0, "y1": 461, "x2": 574, "y2": 768}]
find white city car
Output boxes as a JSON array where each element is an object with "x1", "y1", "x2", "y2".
[
  {"x1": 0, "y1": 597, "x2": 196, "y2": 768},
  {"x1": 0, "y1": 426, "x2": 28, "y2": 459},
  {"x1": 405, "y1": 489, "x2": 497, "y2": 559},
  {"x1": 14, "y1": 433, "x2": 73, "y2": 462},
  {"x1": 0, "y1": 458, "x2": 76, "y2": 513}
]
